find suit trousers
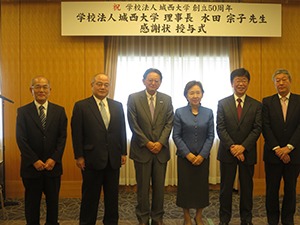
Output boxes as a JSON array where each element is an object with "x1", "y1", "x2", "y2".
[
  {"x1": 134, "y1": 154, "x2": 167, "y2": 224},
  {"x1": 80, "y1": 160, "x2": 120, "y2": 225},
  {"x1": 219, "y1": 161, "x2": 254, "y2": 224},
  {"x1": 22, "y1": 174, "x2": 61, "y2": 225},
  {"x1": 265, "y1": 162, "x2": 300, "y2": 225}
]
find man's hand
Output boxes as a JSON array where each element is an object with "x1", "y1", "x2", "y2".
[
  {"x1": 121, "y1": 155, "x2": 126, "y2": 165},
  {"x1": 152, "y1": 142, "x2": 163, "y2": 153},
  {"x1": 230, "y1": 145, "x2": 245, "y2": 157},
  {"x1": 281, "y1": 154, "x2": 290, "y2": 164},
  {"x1": 76, "y1": 157, "x2": 85, "y2": 171},
  {"x1": 146, "y1": 141, "x2": 163, "y2": 154},
  {"x1": 45, "y1": 158, "x2": 56, "y2": 171},
  {"x1": 146, "y1": 141, "x2": 155, "y2": 152},
  {"x1": 33, "y1": 160, "x2": 45, "y2": 171},
  {"x1": 275, "y1": 146, "x2": 291, "y2": 160},
  {"x1": 236, "y1": 153, "x2": 245, "y2": 162}
]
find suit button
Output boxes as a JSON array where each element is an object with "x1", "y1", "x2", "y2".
[
  {"x1": 195, "y1": 140, "x2": 197, "y2": 142},
  {"x1": 195, "y1": 133, "x2": 197, "y2": 136},
  {"x1": 44, "y1": 136, "x2": 46, "y2": 139},
  {"x1": 194, "y1": 120, "x2": 197, "y2": 122},
  {"x1": 195, "y1": 126, "x2": 197, "y2": 129}
]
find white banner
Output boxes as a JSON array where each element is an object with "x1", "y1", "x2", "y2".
[{"x1": 61, "y1": 1, "x2": 281, "y2": 37}]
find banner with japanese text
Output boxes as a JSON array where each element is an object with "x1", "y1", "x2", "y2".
[{"x1": 61, "y1": 1, "x2": 281, "y2": 37}]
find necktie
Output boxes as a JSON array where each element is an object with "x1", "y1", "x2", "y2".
[
  {"x1": 281, "y1": 97, "x2": 287, "y2": 122},
  {"x1": 237, "y1": 98, "x2": 242, "y2": 120},
  {"x1": 100, "y1": 101, "x2": 109, "y2": 129},
  {"x1": 39, "y1": 105, "x2": 46, "y2": 130},
  {"x1": 150, "y1": 96, "x2": 155, "y2": 122}
]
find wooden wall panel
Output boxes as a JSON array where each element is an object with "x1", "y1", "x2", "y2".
[
  {"x1": 261, "y1": 3, "x2": 300, "y2": 99},
  {"x1": 1, "y1": 1, "x2": 105, "y2": 197},
  {"x1": 84, "y1": 37, "x2": 105, "y2": 98},
  {"x1": 1, "y1": 2, "x2": 21, "y2": 185},
  {"x1": 242, "y1": 2, "x2": 300, "y2": 195}
]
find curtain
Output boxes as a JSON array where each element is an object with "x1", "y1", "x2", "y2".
[
  {"x1": 104, "y1": 36, "x2": 119, "y2": 99},
  {"x1": 109, "y1": 36, "x2": 240, "y2": 186},
  {"x1": 229, "y1": 37, "x2": 242, "y2": 71}
]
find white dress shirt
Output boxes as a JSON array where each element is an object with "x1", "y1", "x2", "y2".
[{"x1": 93, "y1": 95, "x2": 111, "y2": 124}]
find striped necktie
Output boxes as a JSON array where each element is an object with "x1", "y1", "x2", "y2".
[
  {"x1": 39, "y1": 105, "x2": 46, "y2": 130},
  {"x1": 100, "y1": 101, "x2": 109, "y2": 129}
]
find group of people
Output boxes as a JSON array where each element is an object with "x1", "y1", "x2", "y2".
[{"x1": 15, "y1": 67, "x2": 299, "y2": 225}]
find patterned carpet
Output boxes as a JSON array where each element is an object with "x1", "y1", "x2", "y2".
[{"x1": 1, "y1": 190, "x2": 300, "y2": 224}]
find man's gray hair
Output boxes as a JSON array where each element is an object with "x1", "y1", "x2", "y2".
[
  {"x1": 91, "y1": 73, "x2": 110, "y2": 83},
  {"x1": 272, "y1": 69, "x2": 292, "y2": 81},
  {"x1": 31, "y1": 76, "x2": 51, "y2": 87}
]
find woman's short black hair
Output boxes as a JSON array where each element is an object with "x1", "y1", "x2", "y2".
[{"x1": 184, "y1": 80, "x2": 204, "y2": 100}]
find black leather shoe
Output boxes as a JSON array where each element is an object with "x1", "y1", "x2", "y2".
[
  {"x1": 139, "y1": 222, "x2": 149, "y2": 225},
  {"x1": 139, "y1": 221, "x2": 149, "y2": 225},
  {"x1": 152, "y1": 221, "x2": 164, "y2": 225},
  {"x1": 219, "y1": 223, "x2": 229, "y2": 225}
]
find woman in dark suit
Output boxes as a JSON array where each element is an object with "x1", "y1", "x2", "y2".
[{"x1": 173, "y1": 81, "x2": 214, "y2": 225}]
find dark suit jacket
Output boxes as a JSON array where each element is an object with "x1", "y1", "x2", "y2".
[
  {"x1": 16, "y1": 101, "x2": 67, "y2": 178},
  {"x1": 71, "y1": 96, "x2": 127, "y2": 170},
  {"x1": 262, "y1": 93, "x2": 300, "y2": 164},
  {"x1": 217, "y1": 95, "x2": 262, "y2": 165},
  {"x1": 127, "y1": 90, "x2": 174, "y2": 164}
]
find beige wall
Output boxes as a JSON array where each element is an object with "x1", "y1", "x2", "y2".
[{"x1": 1, "y1": 0, "x2": 300, "y2": 197}]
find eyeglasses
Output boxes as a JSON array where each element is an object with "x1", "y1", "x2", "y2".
[
  {"x1": 234, "y1": 79, "x2": 248, "y2": 84},
  {"x1": 31, "y1": 85, "x2": 49, "y2": 90},
  {"x1": 94, "y1": 82, "x2": 110, "y2": 88},
  {"x1": 146, "y1": 79, "x2": 160, "y2": 84}
]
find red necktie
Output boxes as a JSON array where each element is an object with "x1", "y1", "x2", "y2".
[{"x1": 237, "y1": 98, "x2": 242, "y2": 120}]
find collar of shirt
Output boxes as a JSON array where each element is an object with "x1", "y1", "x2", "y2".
[
  {"x1": 34, "y1": 100, "x2": 48, "y2": 116},
  {"x1": 234, "y1": 94, "x2": 246, "y2": 108},
  {"x1": 93, "y1": 95, "x2": 108, "y2": 107},
  {"x1": 145, "y1": 90, "x2": 157, "y2": 108},
  {"x1": 278, "y1": 92, "x2": 291, "y2": 104},
  {"x1": 93, "y1": 95, "x2": 111, "y2": 122}
]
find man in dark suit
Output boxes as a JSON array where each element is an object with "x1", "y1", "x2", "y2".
[
  {"x1": 262, "y1": 69, "x2": 300, "y2": 225},
  {"x1": 217, "y1": 68, "x2": 262, "y2": 225},
  {"x1": 71, "y1": 73, "x2": 127, "y2": 225},
  {"x1": 127, "y1": 68, "x2": 174, "y2": 225},
  {"x1": 16, "y1": 76, "x2": 67, "y2": 225}
]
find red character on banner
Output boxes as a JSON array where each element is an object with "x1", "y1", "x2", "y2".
[{"x1": 114, "y1": 4, "x2": 121, "y2": 11}]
